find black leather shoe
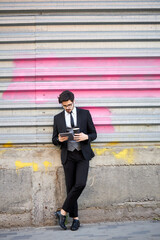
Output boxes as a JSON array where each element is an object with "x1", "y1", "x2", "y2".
[
  {"x1": 54, "y1": 210, "x2": 67, "y2": 230},
  {"x1": 70, "y1": 219, "x2": 80, "y2": 231}
]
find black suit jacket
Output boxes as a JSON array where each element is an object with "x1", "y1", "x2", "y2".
[{"x1": 52, "y1": 108, "x2": 97, "y2": 164}]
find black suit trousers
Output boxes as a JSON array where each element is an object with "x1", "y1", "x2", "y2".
[{"x1": 62, "y1": 150, "x2": 89, "y2": 218}]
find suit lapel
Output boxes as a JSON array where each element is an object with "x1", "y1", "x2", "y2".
[
  {"x1": 77, "y1": 108, "x2": 81, "y2": 130},
  {"x1": 60, "y1": 110, "x2": 67, "y2": 131}
]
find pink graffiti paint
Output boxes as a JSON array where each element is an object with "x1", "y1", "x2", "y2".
[
  {"x1": 95, "y1": 126, "x2": 114, "y2": 133},
  {"x1": 11, "y1": 57, "x2": 160, "y2": 76},
  {"x1": 2, "y1": 57, "x2": 160, "y2": 134},
  {"x1": 81, "y1": 107, "x2": 115, "y2": 133},
  {"x1": 4, "y1": 80, "x2": 160, "y2": 91},
  {"x1": 6, "y1": 57, "x2": 160, "y2": 80}
]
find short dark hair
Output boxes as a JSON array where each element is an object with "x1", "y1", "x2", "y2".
[{"x1": 58, "y1": 90, "x2": 74, "y2": 103}]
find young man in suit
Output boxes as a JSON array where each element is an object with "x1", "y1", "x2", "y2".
[{"x1": 52, "y1": 90, "x2": 97, "y2": 231}]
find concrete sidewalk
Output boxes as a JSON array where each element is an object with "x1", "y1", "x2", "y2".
[{"x1": 0, "y1": 220, "x2": 160, "y2": 240}]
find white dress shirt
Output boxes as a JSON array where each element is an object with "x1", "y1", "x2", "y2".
[{"x1": 64, "y1": 107, "x2": 77, "y2": 128}]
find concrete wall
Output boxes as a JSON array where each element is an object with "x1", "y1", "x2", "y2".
[{"x1": 0, "y1": 142, "x2": 160, "y2": 227}]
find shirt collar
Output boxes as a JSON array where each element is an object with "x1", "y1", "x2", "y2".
[{"x1": 72, "y1": 106, "x2": 76, "y2": 115}]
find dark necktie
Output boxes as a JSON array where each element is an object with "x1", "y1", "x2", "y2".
[{"x1": 70, "y1": 111, "x2": 74, "y2": 128}]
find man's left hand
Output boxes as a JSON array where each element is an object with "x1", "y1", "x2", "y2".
[{"x1": 74, "y1": 133, "x2": 88, "y2": 142}]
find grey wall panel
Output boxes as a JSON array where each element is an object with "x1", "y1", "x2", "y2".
[
  {"x1": 0, "y1": 1, "x2": 160, "y2": 11},
  {"x1": 0, "y1": 2, "x2": 160, "y2": 144}
]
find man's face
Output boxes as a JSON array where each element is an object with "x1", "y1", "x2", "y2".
[{"x1": 62, "y1": 100, "x2": 74, "y2": 113}]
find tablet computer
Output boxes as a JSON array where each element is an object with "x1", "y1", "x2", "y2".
[{"x1": 59, "y1": 132, "x2": 73, "y2": 137}]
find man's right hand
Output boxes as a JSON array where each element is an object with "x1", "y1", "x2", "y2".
[{"x1": 58, "y1": 134, "x2": 68, "y2": 142}]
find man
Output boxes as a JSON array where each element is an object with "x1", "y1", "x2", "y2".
[{"x1": 52, "y1": 90, "x2": 97, "y2": 231}]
